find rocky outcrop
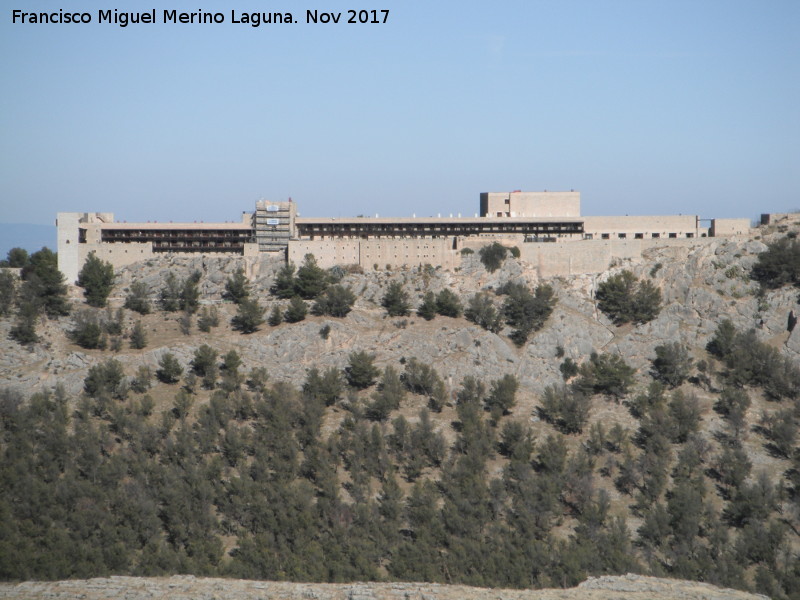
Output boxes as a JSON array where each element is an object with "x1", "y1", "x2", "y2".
[{"x1": 0, "y1": 232, "x2": 796, "y2": 403}]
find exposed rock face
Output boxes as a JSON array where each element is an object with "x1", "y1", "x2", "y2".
[
  {"x1": 0, "y1": 233, "x2": 794, "y2": 401},
  {"x1": 0, "y1": 574, "x2": 769, "y2": 600}
]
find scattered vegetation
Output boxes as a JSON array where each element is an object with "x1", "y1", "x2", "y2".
[
  {"x1": 76, "y1": 252, "x2": 115, "y2": 308},
  {"x1": 381, "y1": 281, "x2": 411, "y2": 317},
  {"x1": 751, "y1": 235, "x2": 800, "y2": 289},
  {"x1": 497, "y1": 282, "x2": 557, "y2": 346},
  {"x1": 478, "y1": 241, "x2": 508, "y2": 272},
  {"x1": 596, "y1": 270, "x2": 661, "y2": 325}
]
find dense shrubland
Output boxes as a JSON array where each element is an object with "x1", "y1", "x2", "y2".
[{"x1": 2, "y1": 245, "x2": 800, "y2": 597}]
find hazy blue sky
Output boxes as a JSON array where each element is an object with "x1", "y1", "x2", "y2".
[{"x1": 1, "y1": 0, "x2": 798, "y2": 231}]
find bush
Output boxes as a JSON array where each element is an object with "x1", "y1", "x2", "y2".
[
  {"x1": 382, "y1": 281, "x2": 411, "y2": 317},
  {"x1": 295, "y1": 254, "x2": 329, "y2": 299},
  {"x1": 1, "y1": 247, "x2": 29, "y2": 268},
  {"x1": 596, "y1": 270, "x2": 662, "y2": 325},
  {"x1": 77, "y1": 252, "x2": 115, "y2": 308},
  {"x1": 191, "y1": 344, "x2": 218, "y2": 377},
  {"x1": 84, "y1": 359, "x2": 125, "y2": 399},
  {"x1": 129, "y1": 321, "x2": 147, "y2": 349},
  {"x1": 70, "y1": 310, "x2": 106, "y2": 349},
  {"x1": 574, "y1": 352, "x2": 636, "y2": 399},
  {"x1": 399, "y1": 357, "x2": 448, "y2": 411},
  {"x1": 539, "y1": 384, "x2": 591, "y2": 434},
  {"x1": 284, "y1": 297, "x2": 307, "y2": 323},
  {"x1": 498, "y1": 282, "x2": 557, "y2": 346},
  {"x1": 0, "y1": 270, "x2": 17, "y2": 316},
  {"x1": 708, "y1": 321, "x2": 800, "y2": 400},
  {"x1": 271, "y1": 263, "x2": 297, "y2": 299},
  {"x1": 156, "y1": 353, "x2": 183, "y2": 383},
  {"x1": 751, "y1": 236, "x2": 800, "y2": 289},
  {"x1": 312, "y1": 285, "x2": 356, "y2": 317},
  {"x1": 479, "y1": 242, "x2": 508, "y2": 272},
  {"x1": 9, "y1": 303, "x2": 38, "y2": 345},
  {"x1": 224, "y1": 267, "x2": 251, "y2": 304},
  {"x1": 197, "y1": 306, "x2": 219, "y2": 332},
  {"x1": 124, "y1": 281, "x2": 151, "y2": 315},
  {"x1": 303, "y1": 366, "x2": 344, "y2": 406},
  {"x1": 20, "y1": 248, "x2": 70, "y2": 317},
  {"x1": 651, "y1": 342, "x2": 693, "y2": 388},
  {"x1": 159, "y1": 271, "x2": 200, "y2": 313},
  {"x1": 464, "y1": 293, "x2": 502, "y2": 333},
  {"x1": 267, "y1": 305, "x2": 283, "y2": 326},
  {"x1": 435, "y1": 289, "x2": 462, "y2": 318},
  {"x1": 345, "y1": 350, "x2": 380, "y2": 389},
  {"x1": 485, "y1": 374, "x2": 519, "y2": 421},
  {"x1": 366, "y1": 366, "x2": 406, "y2": 421},
  {"x1": 417, "y1": 291, "x2": 437, "y2": 320},
  {"x1": 560, "y1": 357, "x2": 579, "y2": 380},
  {"x1": 231, "y1": 298, "x2": 265, "y2": 333}
]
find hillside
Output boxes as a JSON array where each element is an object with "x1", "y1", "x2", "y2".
[
  {"x1": 0, "y1": 573, "x2": 771, "y2": 600},
  {"x1": 1, "y1": 226, "x2": 799, "y2": 598}
]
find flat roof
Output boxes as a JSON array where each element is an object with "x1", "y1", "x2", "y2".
[
  {"x1": 99, "y1": 222, "x2": 252, "y2": 230},
  {"x1": 296, "y1": 216, "x2": 584, "y2": 225}
]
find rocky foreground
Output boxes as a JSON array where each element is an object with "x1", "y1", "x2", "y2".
[{"x1": 0, "y1": 574, "x2": 770, "y2": 600}]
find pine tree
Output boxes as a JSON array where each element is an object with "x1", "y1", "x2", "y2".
[
  {"x1": 231, "y1": 298, "x2": 265, "y2": 333},
  {"x1": 268, "y1": 305, "x2": 283, "y2": 326},
  {"x1": 382, "y1": 281, "x2": 411, "y2": 317},
  {"x1": 271, "y1": 263, "x2": 297, "y2": 299},
  {"x1": 124, "y1": 281, "x2": 151, "y2": 314},
  {"x1": 77, "y1": 252, "x2": 115, "y2": 307},
  {"x1": 345, "y1": 350, "x2": 380, "y2": 389},
  {"x1": 129, "y1": 320, "x2": 147, "y2": 349},
  {"x1": 156, "y1": 352, "x2": 183, "y2": 383},
  {"x1": 21, "y1": 248, "x2": 70, "y2": 317},
  {"x1": 224, "y1": 267, "x2": 251, "y2": 304},
  {"x1": 295, "y1": 254, "x2": 328, "y2": 299},
  {"x1": 284, "y1": 296, "x2": 307, "y2": 323},
  {"x1": 417, "y1": 291, "x2": 437, "y2": 320}
]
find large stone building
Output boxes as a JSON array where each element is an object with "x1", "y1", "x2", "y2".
[{"x1": 57, "y1": 191, "x2": 751, "y2": 282}]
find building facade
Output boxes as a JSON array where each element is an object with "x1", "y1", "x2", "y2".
[{"x1": 57, "y1": 191, "x2": 752, "y2": 282}]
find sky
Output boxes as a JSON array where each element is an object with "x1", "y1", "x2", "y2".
[{"x1": 1, "y1": 0, "x2": 798, "y2": 241}]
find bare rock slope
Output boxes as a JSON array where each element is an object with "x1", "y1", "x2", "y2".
[{"x1": 0, "y1": 574, "x2": 769, "y2": 600}]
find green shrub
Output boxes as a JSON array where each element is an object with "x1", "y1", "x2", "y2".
[
  {"x1": 381, "y1": 281, "x2": 411, "y2": 317},
  {"x1": 231, "y1": 298, "x2": 265, "y2": 333},
  {"x1": 485, "y1": 374, "x2": 519, "y2": 421},
  {"x1": 751, "y1": 236, "x2": 800, "y2": 289},
  {"x1": 70, "y1": 310, "x2": 106, "y2": 349},
  {"x1": 124, "y1": 281, "x2": 151, "y2": 315},
  {"x1": 284, "y1": 297, "x2": 307, "y2": 323},
  {"x1": 77, "y1": 252, "x2": 115, "y2": 308},
  {"x1": 539, "y1": 384, "x2": 591, "y2": 434},
  {"x1": 479, "y1": 242, "x2": 508, "y2": 272},
  {"x1": 312, "y1": 285, "x2": 356, "y2": 317},
  {"x1": 574, "y1": 352, "x2": 636, "y2": 399},
  {"x1": 464, "y1": 292, "x2": 502, "y2": 333},
  {"x1": 417, "y1": 291, "x2": 437, "y2": 320},
  {"x1": 0, "y1": 270, "x2": 16, "y2": 316},
  {"x1": 156, "y1": 352, "x2": 183, "y2": 383},
  {"x1": 129, "y1": 320, "x2": 147, "y2": 349},
  {"x1": 651, "y1": 342, "x2": 693, "y2": 388},
  {"x1": 224, "y1": 267, "x2": 251, "y2": 304},
  {"x1": 596, "y1": 270, "x2": 662, "y2": 325},
  {"x1": 434, "y1": 289, "x2": 462, "y2": 318},
  {"x1": 295, "y1": 254, "x2": 329, "y2": 299},
  {"x1": 345, "y1": 350, "x2": 380, "y2": 389},
  {"x1": 84, "y1": 359, "x2": 125, "y2": 399},
  {"x1": 497, "y1": 282, "x2": 557, "y2": 346}
]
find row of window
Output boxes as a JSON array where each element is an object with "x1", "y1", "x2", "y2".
[{"x1": 584, "y1": 232, "x2": 695, "y2": 240}]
